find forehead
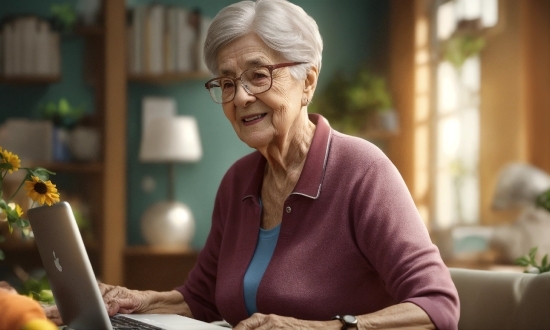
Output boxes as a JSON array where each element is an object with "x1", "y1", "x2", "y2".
[{"x1": 217, "y1": 33, "x2": 283, "y2": 75}]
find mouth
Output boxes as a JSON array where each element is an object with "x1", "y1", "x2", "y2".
[{"x1": 241, "y1": 113, "x2": 267, "y2": 125}]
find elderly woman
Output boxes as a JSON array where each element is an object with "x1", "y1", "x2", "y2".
[{"x1": 50, "y1": 0, "x2": 460, "y2": 329}]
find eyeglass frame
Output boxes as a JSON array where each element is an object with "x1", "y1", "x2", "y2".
[{"x1": 204, "y1": 62, "x2": 307, "y2": 104}]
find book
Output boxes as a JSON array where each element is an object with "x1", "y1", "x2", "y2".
[
  {"x1": 145, "y1": 4, "x2": 165, "y2": 74},
  {"x1": 20, "y1": 16, "x2": 38, "y2": 75},
  {"x1": 12, "y1": 18, "x2": 24, "y2": 75},
  {"x1": 131, "y1": 5, "x2": 147, "y2": 74},
  {"x1": 196, "y1": 16, "x2": 212, "y2": 73},
  {"x1": 49, "y1": 31, "x2": 60, "y2": 75},
  {"x1": 2, "y1": 21, "x2": 15, "y2": 76},
  {"x1": 35, "y1": 19, "x2": 51, "y2": 75},
  {"x1": 164, "y1": 6, "x2": 178, "y2": 73},
  {"x1": 176, "y1": 8, "x2": 194, "y2": 73},
  {"x1": 3, "y1": 119, "x2": 53, "y2": 163}
]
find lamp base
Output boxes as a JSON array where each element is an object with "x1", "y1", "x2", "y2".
[{"x1": 140, "y1": 201, "x2": 196, "y2": 248}]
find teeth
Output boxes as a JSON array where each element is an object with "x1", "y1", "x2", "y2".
[{"x1": 244, "y1": 114, "x2": 263, "y2": 122}]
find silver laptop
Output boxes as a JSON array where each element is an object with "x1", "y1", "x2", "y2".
[{"x1": 28, "y1": 201, "x2": 223, "y2": 330}]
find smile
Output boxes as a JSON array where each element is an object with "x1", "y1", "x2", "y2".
[{"x1": 242, "y1": 113, "x2": 267, "y2": 124}]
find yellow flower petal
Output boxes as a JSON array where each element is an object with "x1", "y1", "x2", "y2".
[
  {"x1": 24, "y1": 176, "x2": 60, "y2": 206},
  {"x1": 1, "y1": 149, "x2": 21, "y2": 173}
]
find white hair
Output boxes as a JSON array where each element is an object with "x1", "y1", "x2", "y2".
[{"x1": 204, "y1": 0, "x2": 323, "y2": 80}]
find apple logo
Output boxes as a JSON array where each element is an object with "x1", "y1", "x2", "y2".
[{"x1": 53, "y1": 251, "x2": 62, "y2": 272}]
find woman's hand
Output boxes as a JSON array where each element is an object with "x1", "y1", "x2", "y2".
[
  {"x1": 99, "y1": 283, "x2": 192, "y2": 317},
  {"x1": 0, "y1": 281, "x2": 17, "y2": 294},
  {"x1": 233, "y1": 313, "x2": 340, "y2": 330},
  {"x1": 43, "y1": 305, "x2": 63, "y2": 326},
  {"x1": 99, "y1": 282, "x2": 150, "y2": 316}
]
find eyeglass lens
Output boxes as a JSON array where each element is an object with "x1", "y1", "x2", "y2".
[{"x1": 208, "y1": 66, "x2": 273, "y2": 104}]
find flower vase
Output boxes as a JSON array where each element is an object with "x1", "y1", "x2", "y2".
[{"x1": 52, "y1": 127, "x2": 71, "y2": 162}]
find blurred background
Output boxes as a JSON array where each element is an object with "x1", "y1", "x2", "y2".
[{"x1": 0, "y1": 0, "x2": 549, "y2": 292}]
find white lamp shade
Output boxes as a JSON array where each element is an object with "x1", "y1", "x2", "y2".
[{"x1": 139, "y1": 116, "x2": 202, "y2": 162}]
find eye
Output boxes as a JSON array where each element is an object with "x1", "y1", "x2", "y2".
[
  {"x1": 208, "y1": 81, "x2": 221, "y2": 89},
  {"x1": 220, "y1": 79, "x2": 235, "y2": 91},
  {"x1": 248, "y1": 68, "x2": 270, "y2": 85}
]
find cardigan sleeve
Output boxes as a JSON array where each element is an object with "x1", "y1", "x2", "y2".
[
  {"x1": 354, "y1": 157, "x2": 460, "y2": 330},
  {"x1": 174, "y1": 185, "x2": 225, "y2": 322}
]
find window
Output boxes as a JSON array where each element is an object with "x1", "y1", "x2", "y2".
[{"x1": 431, "y1": 0, "x2": 498, "y2": 229}]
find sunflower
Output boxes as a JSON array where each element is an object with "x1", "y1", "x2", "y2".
[
  {"x1": 24, "y1": 176, "x2": 60, "y2": 206},
  {"x1": 11, "y1": 203, "x2": 23, "y2": 218},
  {"x1": 1, "y1": 148, "x2": 21, "y2": 174}
]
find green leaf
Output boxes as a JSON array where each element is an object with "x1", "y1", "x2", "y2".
[
  {"x1": 542, "y1": 254, "x2": 548, "y2": 268},
  {"x1": 33, "y1": 167, "x2": 56, "y2": 175},
  {"x1": 536, "y1": 189, "x2": 550, "y2": 212},
  {"x1": 58, "y1": 98, "x2": 70, "y2": 115},
  {"x1": 529, "y1": 247, "x2": 538, "y2": 261},
  {"x1": 0, "y1": 163, "x2": 13, "y2": 170},
  {"x1": 16, "y1": 218, "x2": 30, "y2": 228},
  {"x1": 514, "y1": 256, "x2": 531, "y2": 267}
]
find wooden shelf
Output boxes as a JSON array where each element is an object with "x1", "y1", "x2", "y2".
[
  {"x1": 28, "y1": 161, "x2": 103, "y2": 174},
  {"x1": 125, "y1": 245, "x2": 194, "y2": 255},
  {"x1": 124, "y1": 246, "x2": 198, "y2": 290},
  {"x1": 0, "y1": 0, "x2": 127, "y2": 286},
  {"x1": 0, "y1": 236, "x2": 100, "y2": 273},
  {"x1": 74, "y1": 25, "x2": 104, "y2": 37},
  {"x1": 0, "y1": 75, "x2": 61, "y2": 85},
  {"x1": 128, "y1": 71, "x2": 211, "y2": 84}
]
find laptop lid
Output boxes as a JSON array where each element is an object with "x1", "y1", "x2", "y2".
[{"x1": 28, "y1": 202, "x2": 223, "y2": 330}]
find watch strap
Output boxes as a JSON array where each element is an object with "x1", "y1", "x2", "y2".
[{"x1": 332, "y1": 315, "x2": 358, "y2": 330}]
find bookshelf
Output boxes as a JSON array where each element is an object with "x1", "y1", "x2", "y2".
[
  {"x1": 0, "y1": 75, "x2": 61, "y2": 85},
  {"x1": 128, "y1": 71, "x2": 210, "y2": 84},
  {"x1": 0, "y1": 0, "x2": 127, "y2": 285},
  {"x1": 1, "y1": 0, "x2": 209, "y2": 287}
]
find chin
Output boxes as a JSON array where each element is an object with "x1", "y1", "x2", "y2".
[{"x1": 239, "y1": 133, "x2": 272, "y2": 150}]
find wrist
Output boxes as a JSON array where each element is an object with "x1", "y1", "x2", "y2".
[
  {"x1": 332, "y1": 315, "x2": 359, "y2": 330},
  {"x1": 142, "y1": 290, "x2": 182, "y2": 313}
]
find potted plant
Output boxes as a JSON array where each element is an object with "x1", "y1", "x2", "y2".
[
  {"x1": 309, "y1": 65, "x2": 396, "y2": 136},
  {"x1": 37, "y1": 98, "x2": 85, "y2": 162}
]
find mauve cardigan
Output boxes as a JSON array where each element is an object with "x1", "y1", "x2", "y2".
[{"x1": 176, "y1": 114, "x2": 460, "y2": 329}]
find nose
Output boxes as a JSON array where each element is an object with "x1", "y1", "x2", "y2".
[{"x1": 232, "y1": 80, "x2": 256, "y2": 107}]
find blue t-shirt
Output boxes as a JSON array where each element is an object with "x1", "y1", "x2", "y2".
[{"x1": 243, "y1": 223, "x2": 281, "y2": 316}]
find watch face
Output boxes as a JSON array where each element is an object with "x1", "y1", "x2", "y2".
[{"x1": 343, "y1": 315, "x2": 358, "y2": 324}]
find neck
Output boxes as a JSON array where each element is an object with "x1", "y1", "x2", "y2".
[{"x1": 259, "y1": 112, "x2": 316, "y2": 179}]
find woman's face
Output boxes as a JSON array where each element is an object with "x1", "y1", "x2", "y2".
[{"x1": 217, "y1": 33, "x2": 306, "y2": 149}]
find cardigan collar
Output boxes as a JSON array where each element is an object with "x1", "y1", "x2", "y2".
[{"x1": 242, "y1": 113, "x2": 332, "y2": 201}]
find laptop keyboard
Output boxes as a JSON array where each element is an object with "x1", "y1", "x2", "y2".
[{"x1": 110, "y1": 314, "x2": 166, "y2": 330}]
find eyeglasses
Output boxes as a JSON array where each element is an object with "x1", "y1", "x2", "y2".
[{"x1": 204, "y1": 62, "x2": 306, "y2": 104}]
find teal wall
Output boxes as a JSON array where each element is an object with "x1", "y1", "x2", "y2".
[{"x1": 0, "y1": 0, "x2": 389, "y2": 249}]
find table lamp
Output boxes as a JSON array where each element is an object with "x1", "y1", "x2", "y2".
[{"x1": 139, "y1": 115, "x2": 202, "y2": 248}]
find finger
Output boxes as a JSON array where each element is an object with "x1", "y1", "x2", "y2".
[
  {"x1": 0, "y1": 281, "x2": 16, "y2": 293},
  {"x1": 103, "y1": 287, "x2": 142, "y2": 316},
  {"x1": 102, "y1": 286, "x2": 127, "y2": 315},
  {"x1": 98, "y1": 282, "x2": 114, "y2": 296},
  {"x1": 234, "y1": 313, "x2": 265, "y2": 330}
]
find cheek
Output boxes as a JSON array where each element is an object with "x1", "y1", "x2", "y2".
[
  {"x1": 222, "y1": 105, "x2": 235, "y2": 123},
  {"x1": 269, "y1": 84, "x2": 299, "y2": 114}
]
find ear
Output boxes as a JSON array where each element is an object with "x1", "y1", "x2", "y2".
[{"x1": 302, "y1": 65, "x2": 319, "y2": 104}]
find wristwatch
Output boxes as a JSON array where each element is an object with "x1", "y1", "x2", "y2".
[{"x1": 332, "y1": 315, "x2": 358, "y2": 329}]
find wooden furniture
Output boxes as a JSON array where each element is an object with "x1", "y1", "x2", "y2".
[
  {"x1": 124, "y1": 247, "x2": 199, "y2": 291},
  {"x1": 0, "y1": 0, "x2": 127, "y2": 286},
  {"x1": 0, "y1": 0, "x2": 208, "y2": 287}
]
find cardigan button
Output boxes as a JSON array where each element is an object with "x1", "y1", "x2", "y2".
[{"x1": 286, "y1": 206, "x2": 292, "y2": 213}]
